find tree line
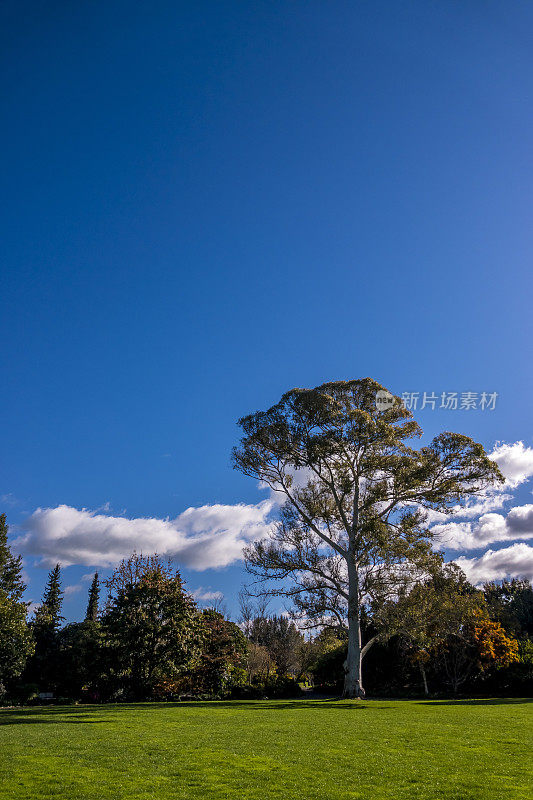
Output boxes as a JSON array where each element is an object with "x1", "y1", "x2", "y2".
[
  {"x1": 0, "y1": 513, "x2": 532, "y2": 705},
  {"x1": 1, "y1": 378, "x2": 532, "y2": 703}
]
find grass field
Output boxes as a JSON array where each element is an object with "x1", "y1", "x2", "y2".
[{"x1": 0, "y1": 698, "x2": 531, "y2": 799}]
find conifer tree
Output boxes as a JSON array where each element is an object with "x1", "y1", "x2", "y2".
[
  {"x1": 0, "y1": 513, "x2": 26, "y2": 601},
  {"x1": 0, "y1": 514, "x2": 33, "y2": 691},
  {"x1": 38, "y1": 563, "x2": 64, "y2": 630},
  {"x1": 85, "y1": 572, "x2": 100, "y2": 622},
  {"x1": 27, "y1": 564, "x2": 64, "y2": 691}
]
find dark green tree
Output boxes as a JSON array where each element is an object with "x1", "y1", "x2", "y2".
[
  {"x1": 56, "y1": 620, "x2": 103, "y2": 700},
  {"x1": 248, "y1": 615, "x2": 304, "y2": 676},
  {"x1": 26, "y1": 564, "x2": 64, "y2": 692},
  {"x1": 191, "y1": 609, "x2": 248, "y2": 696},
  {"x1": 483, "y1": 579, "x2": 533, "y2": 638},
  {"x1": 0, "y1": 515, "x2": 33, "y2": 693},
  {"x1": 38, "y1": 563, "x2": 64, "y2": 630},
  {"x1": 102, "y1": 554, "x2": 202, "y2": 700},
  {"x1": 233, "y1": 378, "x2": 503, "y2": 698},
  {"x1": 85, "y1": 572, "x2": 100, "y2": 621},
  {"x1": 0, "y1": 513, "x2": 26, "y2": 600}
]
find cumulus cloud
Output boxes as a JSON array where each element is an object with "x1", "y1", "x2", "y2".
[
  {"x1": 417, "y1": 489, "x2": 512, "y2": 526},
  {"x1": 453, "y1": 543, "x2": 533, "y2": 584},
  {"x1": 448, "y1": 490, "x2": 513, "y2": 519},
  {"x1": 489, "y1": 441, "x2": 533, "y2": 488},
  {"x1": 14, "y1": 501, "x2": 275, "y2": 570},
  {"x1": 13, "y1": 441, "x2": 533, "y2": 583},
  {"x1": 433, "y1": 503, "x2": 533, "y2": 551}
]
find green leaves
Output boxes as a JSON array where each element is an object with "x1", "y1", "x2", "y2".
[{"x1": 101, "y1": 555, "x2": 202, "y2": 700}]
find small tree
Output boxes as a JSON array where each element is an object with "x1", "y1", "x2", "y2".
[
  {"x1": 385, "y1": 563, "x2": 480, "y2": 694},
  {"x1": 56, "y1": 620, "x2": 103, "y2": 700},
  {"x1": 245, "y1": 641, "x2": 273, "y2": 684},
  {"x1": 190, "y1": 609, "x2": 248, "y2": 696},
  {"x1": 233, "y1": 378, "x2": 502, "y2": 697},
  {"x1": 434, "y1": 609, "x2": 519, "y2": 693},
  {"x1": 247, "y1": 615, "x2": 304, "y2": 676},
  {"x1": 51, "y1": 573, "x2": 103, "y2": 700}
]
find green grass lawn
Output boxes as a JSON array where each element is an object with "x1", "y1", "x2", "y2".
[{"x1": 0, "y1": 698, "x2": 531, "y2": 800}]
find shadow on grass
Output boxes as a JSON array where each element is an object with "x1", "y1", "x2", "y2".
[
  {"x1": 5, "y1": 697, "x2": 527, "y2": 722},
  {"x1": 0, "y1": 711, "x2": 107, "y2": 725},
  {"x1": 420, "y1": 698, "x2": 533, "y2": 706},
  {"x1": 0, "y1": 698, "x2": 376, "y2": 723},
  {"x1": 170, "y1": 700, "x2": 374, "y2": 711}
]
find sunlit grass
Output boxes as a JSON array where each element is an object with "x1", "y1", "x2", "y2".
[{"x1": 0, "y1": 698, "x2": 531, "y2": 799}]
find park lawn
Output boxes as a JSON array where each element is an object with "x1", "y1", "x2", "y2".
[{"x1": 0, "y1": 699, "x2": 531, "y2": 800}]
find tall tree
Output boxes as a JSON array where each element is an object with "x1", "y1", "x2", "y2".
[
  {"x1": 233, "y1": 378, "x2": 502, "y2": 697},
  {"x1": 38, "y1": 563, "x2": 64, "y2": 630},
  {"x1": 0, "y1": 515, "x2": 33, "y2": 692},
  {"x1": 102, "y1": 554, "x2": 202, "y2": 700},
  {"x1": 56, "y1": 620, "x2": 103, "y2": 701},
  {"x1": 27, "y1": 564, "x2": 64, "y2": 692},
  {"x1": 0, "y1": 513, "x2": 26, "y2": 601},
  {"x1": 85, "y1": 572, "x2": 100, "y2": 621},
  {"x1": 248, "y1": 615, "x2": 304, "y2": 676}
]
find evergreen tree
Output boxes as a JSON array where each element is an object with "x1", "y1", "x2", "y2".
[
  {"x1": 0, "y1": 515, "x2": 33, "y2": 694},
  {"x1": 56, "y1": 620, "x2": 103, "y2": 700},
  {"x1": 39, "y1": 563, "x2": 64, "y2": 630},
  {"x1": 0, "y1": 513, "x2": 26, "y2": 601},
  {"x1": 26, "y1": 564, "x2": 64, "y2": 692},
  {"x1": 85, "y1": 572, "x2": 100, "y2": 621}
]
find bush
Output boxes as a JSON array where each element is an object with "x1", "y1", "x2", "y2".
[{"x1": 263, "y1": 675, "x2": 303, "y2": 698}]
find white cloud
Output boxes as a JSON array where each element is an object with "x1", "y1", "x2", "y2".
[
  {"x1": 448, "y1": 489, "x2": 513, "y2": 519},
  {"x1": 13, "y1": 441, "x2": 533, "y2": 584},
  {"x1": 454, "y1": 543, "x2": 533, "y2": 585},
  {"x1": 14, "y1": 501, "x2": 275, "y2": 570},
  {"x1": 192, "y1": 587, "x2": 224, "y2": 603},
  {"x1": 64, "y1": 584, "x2": 82, "y2": 597},
  {"x1": 506, "y1": 503, "x2": 533, "y2": 533},
  {"x1": 432, "y1": 502, "x2": 533, "y2": 551},
  {"x1": 417, "y1": 489, "x2": 512, "y2": 527},
  {"x1": 489, "y1": 441, "x2": 533, "y2": 488}
]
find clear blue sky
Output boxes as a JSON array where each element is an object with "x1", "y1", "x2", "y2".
[{"x1": 2, "y1": 1, "x2": 532, "y2": 620}]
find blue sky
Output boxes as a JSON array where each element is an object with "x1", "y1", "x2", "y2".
[{"x1": 1, "y1": 1, "x2": 533, "y2": 620}]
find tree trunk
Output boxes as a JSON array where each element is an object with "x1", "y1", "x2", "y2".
[
  {"x1": 420, "y1": 662, "x2": 429, "y2": 696},
  {"x1": 343, "y1": 560, "x2": 364, "y2": 698}
]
